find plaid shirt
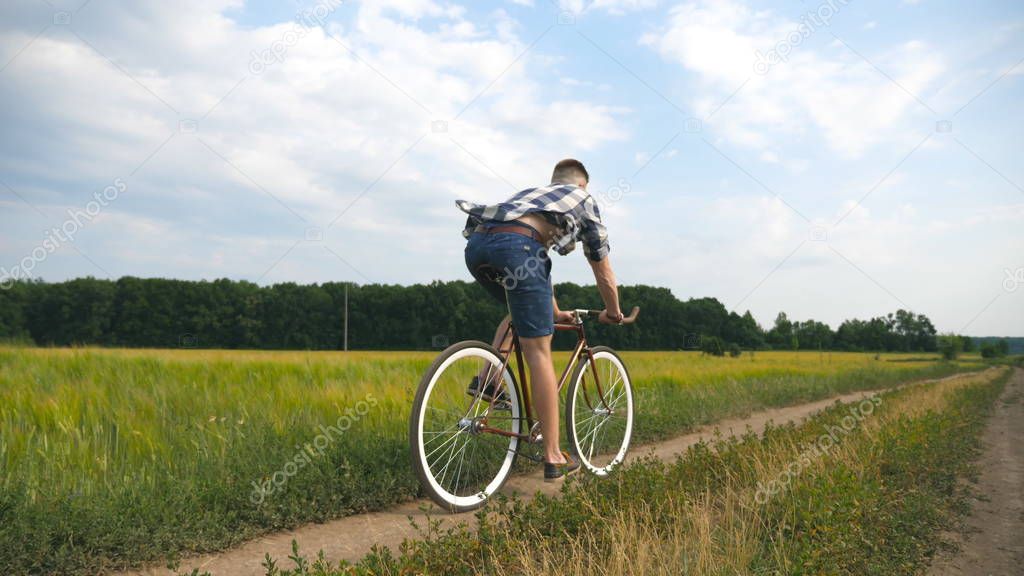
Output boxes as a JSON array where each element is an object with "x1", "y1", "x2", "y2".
[{"x1": 457, "y1": 184, "x2": 610, "y2": 260}]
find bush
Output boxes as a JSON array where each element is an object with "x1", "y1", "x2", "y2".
[
  {"x1": 700, "y1": 335, "x2": 725, "y2": 357},
  {"x1": 728, "y1": 343, "x2": 742, "y2": 358},
  {"x1": 980, "y1": 340, "x2": 1009, "y2": 359},
  {"x1": 937, "y1": 334, "x2": 962, "y2": 360}
]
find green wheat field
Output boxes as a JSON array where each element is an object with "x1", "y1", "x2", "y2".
[{"x1": 0, "y1": 346, "x2": 989, "y2": 573}]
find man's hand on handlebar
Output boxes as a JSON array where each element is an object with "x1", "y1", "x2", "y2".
[
  {"x1": 554, "y1": 310, "x2": 575, "y2": 324},
  {"x1": 598, "y1": 309, "x2": 624, "y2": 324},
  {"x1": 555, "y1": 307, "x2": 639, "y2": 325}
]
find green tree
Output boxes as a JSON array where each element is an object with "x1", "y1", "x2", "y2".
[
  {"x1": 937, "y1": 334, "x2": 962, "y2": 360},
  {"x1": 959, "y1": 335, "x2": 974, "y2": 353},
  {"x1": 0, "y1": 277, "x2": 946, "y2": 353},
  {"x1": 767, "y1": 312, "x2": 793, "y2": 350},
  {"x1": 0, "y1": 280, "x2": 32, "y2": 341}
]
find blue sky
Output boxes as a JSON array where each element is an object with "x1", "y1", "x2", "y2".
[{"x1": 0, "y1": 0, "x2": 1022, "y2": 336}]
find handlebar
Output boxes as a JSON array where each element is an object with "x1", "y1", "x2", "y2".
[{"x1": 570, "y1": 306, "x2": 640, "y2": 325}]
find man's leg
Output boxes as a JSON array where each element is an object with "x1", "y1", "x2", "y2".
[
  {"x1": 490, "y1": 314, "x2": 512, "y2": 353},
  {"x1": 520, "y1": 334, "x2": 566, "y2": 464},
  {"x1": 477, "y1": 315, "x2": 511, "y2": 385}
]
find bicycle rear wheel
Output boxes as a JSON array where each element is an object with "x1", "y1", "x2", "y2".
[
  {"x1": 409, "y1": 340, "x2": 521, "y2": 512},
  {"x1": 565, "y1": 346, "x2": 634, "y2": 476}
]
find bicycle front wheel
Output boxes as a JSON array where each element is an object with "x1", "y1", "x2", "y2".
[
  {"x1": 409, "y1": 340, "x2": 521, "y2": 512},
  {"x1": 565, "y1": 346, "x2": 634, "y2": 476}
]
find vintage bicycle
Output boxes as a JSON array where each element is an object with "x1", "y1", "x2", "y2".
[{"x1": 409, "y1": 305, "x2": 639, "y2": 512}]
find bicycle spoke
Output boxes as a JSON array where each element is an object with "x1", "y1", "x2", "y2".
[
  {"x1": 578, "y1": 413, "x2": 607, "y2": 450},
  {"x1": 430, "y1": 435, "x2": 464, "y2": 477},
  {"x1": 574, "y1": 410, "x2": 603, "y2": 430},
  {"x1": 575, "y1": 388, "x2": 603, "y2": 458},
  {"x1": 425, "y1": 429, "x2": 463, "y2": 463},
  {"x1": 605, "y1": 387, "x2": 627, "y2": 411},
  {"x1": 438, "y1": 433, "x2": 470, "y2": 489},
  {"x1": 585, "y1": 415, "x2": 599, "y2": 461},
  {"x1": 448, "y1": 434, "x2": 472, "y2": 495},
  {"x1": 594, "y1": 412, "x2": 616, "y2": 457},
  {"x1": 463, "y1": 432, "x2": 482, "y2": 495},
  {"x1": 601, "y1": 373, "x2": 623, "y2": 409},
  {"x1": 422, "y1": 419, "x2": 462, "y2": 439},
  {"x1": 424, "y1": 427, "x2": 461, "y2": 454},
  {"x1": 583, "y1": 411, "x2": 619, "y2": 457}
]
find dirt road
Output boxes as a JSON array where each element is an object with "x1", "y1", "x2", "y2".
[
  {"x1": 928, "y1": 368, "x2": 1024, "y2": 575},
  {"x1": 126, "y1": 374, "x2": 975, "y2": 576}
]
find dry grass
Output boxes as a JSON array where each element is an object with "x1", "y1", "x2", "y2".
[{"x1": 487, "y1": 368, "x2": 1006, "y2": 576}]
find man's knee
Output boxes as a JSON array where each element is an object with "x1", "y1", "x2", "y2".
[{"x1": 519, "y1": 335, "x2": 552, "y2": 358}]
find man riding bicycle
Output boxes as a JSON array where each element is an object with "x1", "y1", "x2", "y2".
[{"x1": 457, "y1": 158, "x2": 624, "y2": 482}]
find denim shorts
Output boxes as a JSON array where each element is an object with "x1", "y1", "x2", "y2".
[{"x1": 465, "y1": 225, "x2": 554, "y2": 338}]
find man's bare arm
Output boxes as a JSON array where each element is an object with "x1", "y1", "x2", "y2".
[
  {"x1": 588, "y1": 256, "x2": 622, "y2": 322},
  {"x1": 553, "y1": 296, "x2": 573, "y2": 323}
]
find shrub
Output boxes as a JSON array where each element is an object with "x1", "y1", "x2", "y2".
[
  {"x1": 937, "y1": 334, "x2": 962, "y2": 360},
  {"x1": 980, "y1": 340, "x2": 1009, "y2": 359},
  {"x1": 700, "y1": 335, "x2": 725, "y2": 357}
]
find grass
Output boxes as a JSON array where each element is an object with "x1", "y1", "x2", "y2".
[
  {"x1": 0, "y1": 346, "x2": 986, "y2": 574},
  {"x1": 271, "y1": 366, "x2": 1010, "y2": 576}
]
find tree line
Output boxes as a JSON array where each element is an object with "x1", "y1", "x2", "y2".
[{"x1": 0, "y1": 276, "x2": 977, "y2": 353}]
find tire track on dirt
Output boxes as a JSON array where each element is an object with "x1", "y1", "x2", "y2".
[{"x1": 928, "y1": 368, "x2": 1024, "y2": 575}]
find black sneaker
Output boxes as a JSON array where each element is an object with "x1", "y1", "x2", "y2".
[
  {"x1": 467, "y1": 376, "x2": 511, "y2": 409},
  {"x1": 544, "y1": 451, "x2": 581, "y2": 483}
]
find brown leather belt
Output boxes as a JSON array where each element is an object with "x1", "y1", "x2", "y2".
[{"x1": 474, "y1": 224, "x2": 544, "y2": 243}]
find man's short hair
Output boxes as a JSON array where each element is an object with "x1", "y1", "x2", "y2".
[{"x1": 551, "y1": 158, "x2": 589, "y2": 185}]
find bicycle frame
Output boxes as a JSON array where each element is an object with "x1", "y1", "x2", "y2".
[{"x1": 476, "y1": 316, "x2": 613, "y2": 440}]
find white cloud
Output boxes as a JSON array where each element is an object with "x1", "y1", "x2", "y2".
[
  {"x1": 641, "y1": 0, "x2": 946, "y2": 158},
  {"x1": 364, "y1": 0, "x2": 456, "y2": 20},
  {"x1": 560, "y1": 77, "x2": 612, "y2": 91},
  {"x1": 0, "y1": 0, "x2": 627, "y2": 285},
  {"x1": 559, "y1": 0, "x2": 659, "y2": 15}
]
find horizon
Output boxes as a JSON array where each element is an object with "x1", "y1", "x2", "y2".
[{"x1": 1, "y1": 0, "x2": 1022, "y2": 337}]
